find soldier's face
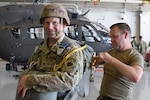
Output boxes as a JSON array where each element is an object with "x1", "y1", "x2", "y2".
[
  {"x1": 110, "y1": 26, "x2": 126, "y2": 50},
  {"x1": 43, "y1": 17, "x2": 65, "y2": 38}
]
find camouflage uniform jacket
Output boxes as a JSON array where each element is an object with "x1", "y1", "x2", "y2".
[{"x1": 20, "y1": 35, "x2": 84, "y2": 92}]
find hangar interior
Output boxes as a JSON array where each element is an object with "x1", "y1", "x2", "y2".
[
  {"x1": 0, "y1": 0, "x2": 150, "y2": 100},
  {"x1": 0, "y1": 0, "x2": 150, "y2": 44}
]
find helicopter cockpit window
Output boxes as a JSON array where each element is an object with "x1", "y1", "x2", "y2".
[
  {"x1": 99, "y1": 31, "x2": 111, "y2": 43},
  {"x1": 11, "y1": 28, "x2": 21, "y2": 38},
  {"x1": 28, "y1": 27, "x2": 44, "y2": 39},
  {"x1": 91, "y1": 22, "x2": 111, "y2": 43},
  {"x1": 81, "y1": 25, "x2": 101, "y2": 42},
  {"x1": 65, "y1": 25, "x2": 78, "y2": 40}
]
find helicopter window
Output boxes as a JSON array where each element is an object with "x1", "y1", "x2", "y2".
[
  {"x1": 65, "y1": 25, "x2": 78, "y2": 40},
  {"x1": 99, "y1": 31, "x2": 111, "y2": 43},
  {"x1": 92, "y1": 22, "x2": 109, "y2": 33},
  {"x1": 11, "y1": 28, "x2": 21, "y2": 38},
  {"x1": 28, "y1": 27, "x2": 44, "y2": 39},
  {"x1": 81, "y1": 25, "x2": 101, "y2": 42},
  {"x1": 90, "y1": 22, "x2": 111, "y2": 43}
]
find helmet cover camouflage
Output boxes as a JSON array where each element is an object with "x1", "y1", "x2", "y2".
[{"x1": 40, "y1": 4, "x2": 70, "y2": 25}]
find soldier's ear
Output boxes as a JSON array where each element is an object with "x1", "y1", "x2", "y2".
[
  {"x1": 124, "y1": 31, "x2": 128, "y2": 39},
  {"x1": 63, "y1": 21, "x2": 67, "y2": 28}
]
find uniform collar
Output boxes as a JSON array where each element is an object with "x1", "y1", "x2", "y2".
[
  {"x1": 40, "y1": 34, "x2": 65, "y2": 54},
  {"x1": 57, "y1": 34, "x2": 65, "y2": 45}
]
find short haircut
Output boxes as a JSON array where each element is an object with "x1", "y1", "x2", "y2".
[{"x1": 110, "y1": 23, "x2": 131, "y2": 35}]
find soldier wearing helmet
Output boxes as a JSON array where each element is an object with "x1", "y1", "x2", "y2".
[{"x1": 15, "y1": 4, "x2": 85, "y2": 100}]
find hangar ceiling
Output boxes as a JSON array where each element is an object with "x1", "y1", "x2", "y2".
[{"x1": 0, "y1": 0, "x2": 150, "y2": 12}]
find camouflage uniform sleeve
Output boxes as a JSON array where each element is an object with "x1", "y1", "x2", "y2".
[
  {"x1": 25, "y1": 50, "x2": 84, "y2": 92},
  {"x1": 18, "y1": 45, "x2": 41, "y2": 79}
]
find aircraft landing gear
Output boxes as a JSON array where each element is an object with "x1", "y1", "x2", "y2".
[
  {"x1": 6, "y1": 63, "x2": 17, "y2": 71},
  {"x1": 6, "y1": 54, "x2": 17, "y2": 71},
  {"x1": 5, "y1": 54, "x2": 28, "y2": 78},
  {"x1": 5, "y1": 54, "x2": 20, "y2": 78}
]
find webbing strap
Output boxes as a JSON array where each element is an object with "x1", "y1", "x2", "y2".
[{"x1": 53, "y1": 45, "x2": 87, "y2": 72}]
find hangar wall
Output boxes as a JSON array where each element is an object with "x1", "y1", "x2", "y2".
[{"x1": 140, "y1": 12, "x2": 150, "y2": 45}]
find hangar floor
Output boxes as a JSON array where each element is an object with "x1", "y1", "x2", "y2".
[{"x1": 0, "y1": 60, "x2": 150, "y2": 100}]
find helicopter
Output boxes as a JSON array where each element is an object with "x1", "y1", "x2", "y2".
[{"x1": 0, "y1": 4, "x2": 112, "y2": 72}]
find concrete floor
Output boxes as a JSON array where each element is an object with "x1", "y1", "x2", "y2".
[{"x1": 0, "y1": 60, "x2": 150, "y2": 100}]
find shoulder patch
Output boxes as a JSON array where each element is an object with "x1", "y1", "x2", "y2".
[{"x1": 65, "y1": 59, "x2": 76, "y2": 68}]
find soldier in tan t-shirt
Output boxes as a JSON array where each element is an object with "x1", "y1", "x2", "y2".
[{"x1": 95, "y1": 23, "x2": 144, "y2": 100}]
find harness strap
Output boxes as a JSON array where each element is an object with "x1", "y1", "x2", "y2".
[{"x1": 53, "y1": 45, "x2": 87, "y2": 72}]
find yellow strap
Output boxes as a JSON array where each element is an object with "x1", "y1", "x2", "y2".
[{"x1": 53, "y1": 45, "x2": 87, "y2": 72}]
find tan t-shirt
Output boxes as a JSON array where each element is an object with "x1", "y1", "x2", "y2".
[{"x1": 100, "y1": 48, "x2": 144, "y2": 100}]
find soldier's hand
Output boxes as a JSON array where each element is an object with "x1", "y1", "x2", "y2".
[
  {"x1": 17, "y1": 75, "x2": 28, "y2": 98},
  {"x1": 92, "y1": 55, "x2": 103, "y2": 66},
  {"x1": 99, "y1": 52, "x2": 113, "y2": 63}
]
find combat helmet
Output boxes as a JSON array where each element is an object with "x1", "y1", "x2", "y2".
[{"x1": 40, "y1": 4, "x2": 70, "y2": 25}]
